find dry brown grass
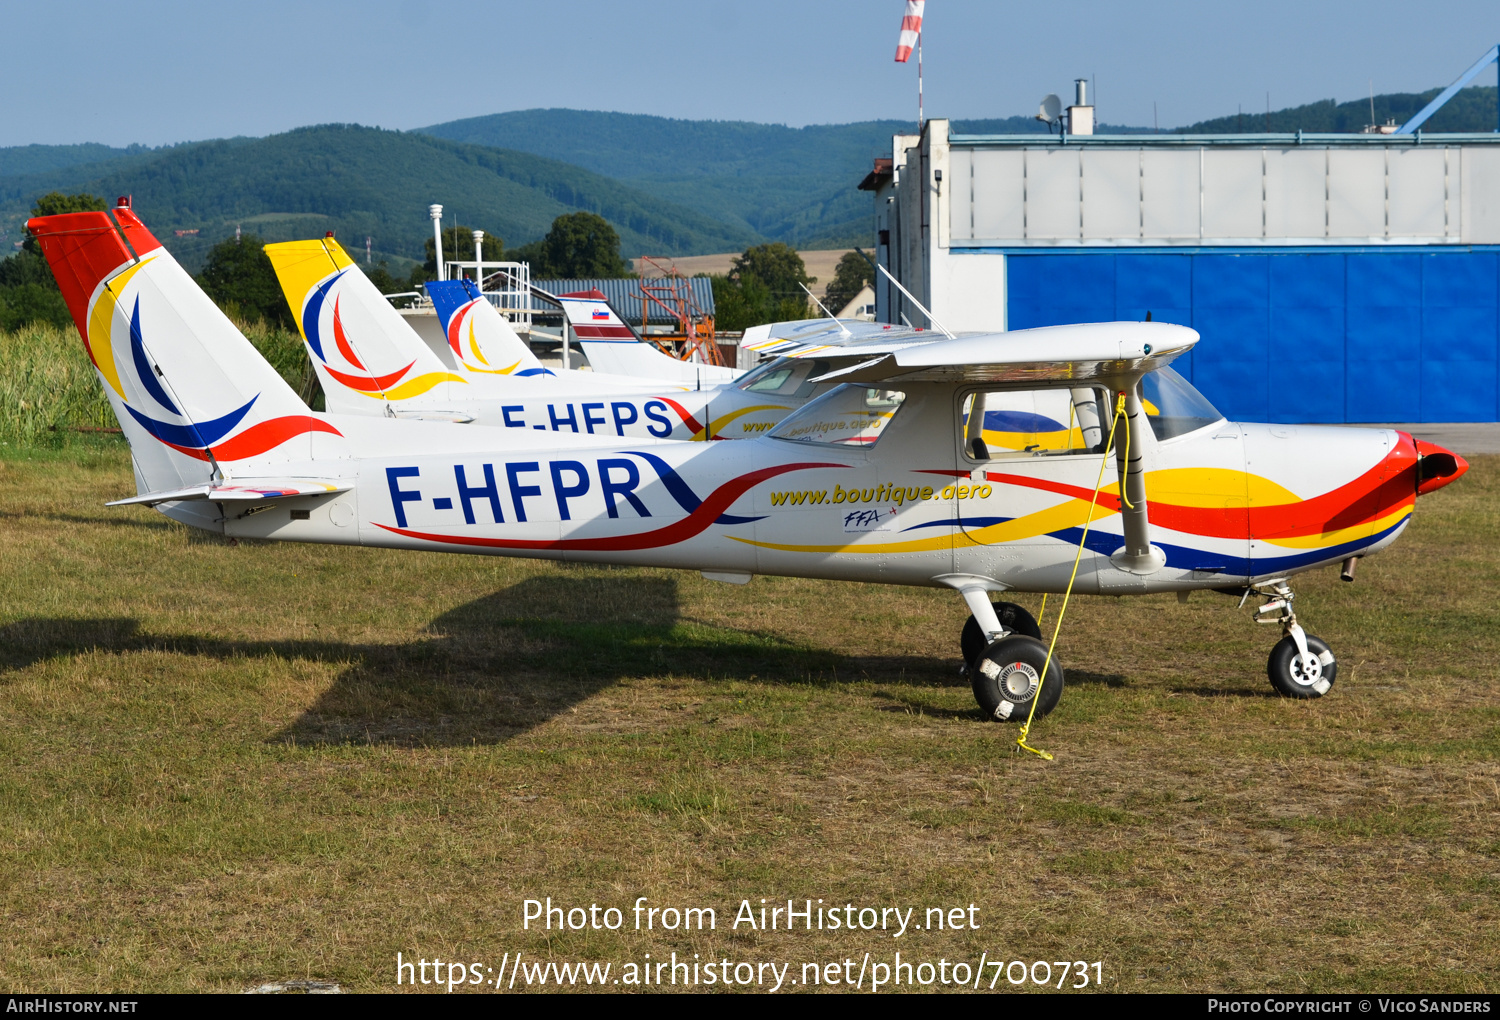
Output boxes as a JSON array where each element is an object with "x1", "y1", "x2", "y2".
[{"x1": 0, "y1": 443, "x2": 1495, "y2": 993}]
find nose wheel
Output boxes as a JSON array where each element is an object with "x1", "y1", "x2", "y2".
[
  {"x1": 1268, "y1": 633, "x2": 1337, "y2": 698},
  {"x1": 1250, "y1": 579, "x2": 1337, "y2": 698}
]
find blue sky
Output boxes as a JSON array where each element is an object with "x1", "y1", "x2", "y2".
[{"x1": 4, "y1": 0, "x2": 1498, "y2": 147}]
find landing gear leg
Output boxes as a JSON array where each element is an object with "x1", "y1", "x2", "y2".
[
  {"x1": 1251, "y1": 579, "x2": 1338, "y2": 698},
  {"x1": 960, "y1": 598, "x2": 1041, "y2": 663}
]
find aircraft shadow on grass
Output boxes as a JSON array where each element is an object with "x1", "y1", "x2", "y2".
[{"x1": 0, "y1": 573, "x2": 1049, "y2": 746}]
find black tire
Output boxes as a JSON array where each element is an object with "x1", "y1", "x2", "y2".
[
  {"x1": 960, "y1": 600, "x2": 1043, "y2": 663},
  {"x1": 971, "y1": 635, "x2": 1064, "y2": 723},
  {"x1": 1267, "y1": 634, "x2": 1337, "y2": 699}
]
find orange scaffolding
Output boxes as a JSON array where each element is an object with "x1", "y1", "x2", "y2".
[{"x1": 636, "y1": 256, "x2": 726, "y2": 367}]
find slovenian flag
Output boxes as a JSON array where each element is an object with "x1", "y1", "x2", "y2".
[
  {"x1": 591, "y1": 309, "x2": 610, "y2": 320},
  {"x1": 894, "y1": 0, "x2": 924, "y2": 63}
]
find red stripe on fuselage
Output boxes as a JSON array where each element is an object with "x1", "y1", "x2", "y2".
[
  {"x1": 984, "y1": 435, "x2": 1419, "y2": 540},
  {"x1": 655, "y1": 396, "x2": 705, "y2": 435},
  {"x1": 375, "y1": 461, "x2": 845, "y2": 552}
]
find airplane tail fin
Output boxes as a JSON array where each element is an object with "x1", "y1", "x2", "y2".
[
  {"x1": 426, "y1": 279, "x2": 553, "y2": 378},
  {"x1": 264, "y1": 237, "x2": 464, "y2": 413},
  {"x1": 558, "y1": 290, "x2": 739, "y2": 385},
  {"x1": 28, "y1": 205, "x2": 344, "y2": 522}
]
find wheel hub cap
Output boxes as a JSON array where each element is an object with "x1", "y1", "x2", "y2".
[
  {"x1": 1288, "y1": 653, "x2": 1323, "y2": 686},
  {"x1": 996, "y1": 661, "x2": 1039, "y2": 703}
]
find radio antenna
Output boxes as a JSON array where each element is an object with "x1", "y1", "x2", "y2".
[
  {"x1": 800, "y1": 281, "x2": 851, "y2": 337},
  {"x1": 878, "y1": 263, "x2": 955, "y2": 338}
]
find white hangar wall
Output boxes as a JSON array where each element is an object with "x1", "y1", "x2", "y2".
[{"x1": 868, "y1": 120, "x2": 1500, "y2": 422}]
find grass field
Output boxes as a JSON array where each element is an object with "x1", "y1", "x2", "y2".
[
  {"x1": 0, "y1": 441, "x2": 1496, "y2": 993},
  {"x1": 0, "y1": 322, "x2": 310, "y2": 448}
]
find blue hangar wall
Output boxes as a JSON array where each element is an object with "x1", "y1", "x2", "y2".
[{"x1": 1004, "y1": 249, "x2": 1500, "y2": 423}]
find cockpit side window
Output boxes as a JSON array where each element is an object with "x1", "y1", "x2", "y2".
[
  {"x1": 740, "y1": 363, "x2": 794, "y2": 392},
  {"x1": 738, "y1": 359, "x2": 832, "y2": 397},
  {"x1": 961, "y1": 386, "x2": 1110, "y2": 461}
]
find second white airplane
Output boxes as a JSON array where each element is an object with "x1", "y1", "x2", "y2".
[{"x1": 266, "y1": 238, "x2": 833, "y2": 441}]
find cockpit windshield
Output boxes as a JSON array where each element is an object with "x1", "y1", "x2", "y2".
[
  {"x1": 1139, "y1": 367, "x2": 1224, "y2": 440},
  {"x1": 768, "y1": 383, "x2": 907, "y2": 447}
]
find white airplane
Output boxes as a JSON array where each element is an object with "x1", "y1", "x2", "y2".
[
  {"x1": 32, "y1": 204, "x2": 1468, "y2": 730},
  {"x1": 264, "y1": 238, "x2": 829, "y2": 441},
  {"x1": 553, "y1": 288, "x2": 738, "y2": 386}
]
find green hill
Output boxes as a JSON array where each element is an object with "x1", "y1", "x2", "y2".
[
  {"x1": 0, "y1": 143, "x2": 136, "y2": 179},
  {"x1": 0, "y1": 125, "x2": 759, "y2": 272},
  {"x1": 419, "y1": 111, "x2": 1117, "y2": 247},
  {"x1": 2, "y1": 86, "x2": 1496, "y2": 268},
  {"x1": 420, "y1": 110, "x2": 909, "y2": 248},
  {"x1": 1177, "y1": 85, "x2": 1499, "y2": 134}
]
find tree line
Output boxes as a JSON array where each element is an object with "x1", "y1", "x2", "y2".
[
  {"x1": 1, "y1": 193, "x2": 874, "y2": 337},
  {"x1": 709, "y1": 245, "x2": 873, "y2": 332}
]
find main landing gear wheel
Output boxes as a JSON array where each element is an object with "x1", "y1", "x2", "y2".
[
  {"x1": 970, "y1": 635, "x2": 1064, "y2": 723},
  {"x1": 960, "y1": 600, "x2": 1042, "y2": 663},
  {"x1": 1267, "y1": 634, "x2": 1337, "y2": 699}
]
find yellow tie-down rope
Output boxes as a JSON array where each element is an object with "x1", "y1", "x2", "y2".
[{"x1": 1017, "y1": 392, "x2": 1128, "y2": 761}]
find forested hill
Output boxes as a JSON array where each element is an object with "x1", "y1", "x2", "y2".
[
  {"x1": 1177, "y1": 85, "x2": 1499, "y2": 134},
  {"x1": 417, "y1": 91, "x2": 1497, "y2": 247},
  {"x1": 416, "y1": 111, "x2": 1133, "y2": 248},
  {"x1": 0, "y1": 126, "x2": 759, "y2": 271},
  {"x1": 0, "y1": 142, "x2": 139, "y2": 178},
  {"x1": 3, "y1": 87, "x2": 1495, "y2": 267}
]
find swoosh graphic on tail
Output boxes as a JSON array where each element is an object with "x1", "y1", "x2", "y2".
[
  {"x1": 128, "y1": 298, "x2": 181, "y2": 414},
  {"x1": 124, "y1": 395, "x2": 256, "y2": 449}
]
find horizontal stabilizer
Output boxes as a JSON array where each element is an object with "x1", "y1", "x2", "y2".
[
  {"x1": 387, "y1": 408, "x2": 476, "y2": 423},
  {"x1": 108, "y1": 479, "x2": 349, "y2": 507}
]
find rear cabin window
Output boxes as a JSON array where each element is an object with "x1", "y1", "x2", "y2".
[
  {"x1": 770, "y1": 384, "x2": 907, "y2": 447},
  {"x1": 961, "y1": 387, "x2": 1110, "y2": 460}
]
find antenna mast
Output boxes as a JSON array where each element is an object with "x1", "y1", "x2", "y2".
[{"x1": 917, "y1": 30, "x2": 924, "y2": 130}]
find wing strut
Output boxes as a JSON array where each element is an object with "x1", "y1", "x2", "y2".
[{"x1": 1108, "y1": 388, "x2": 1165, "y2": 574}]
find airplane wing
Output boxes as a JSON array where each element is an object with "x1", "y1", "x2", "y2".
[
  {"x1": 745, "y1": 321, "x2": 1196, "y2": 386},
  {"x1": 108, "y1": 479, "x2": 350, "y2": 507},
  {"x1": 740, "y1": 318, "x2": 934, "y2": 360}
]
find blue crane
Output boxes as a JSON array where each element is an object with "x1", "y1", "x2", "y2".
[{"x1": 1396, "y1": 44, "x2": 1499, "y2": 134}]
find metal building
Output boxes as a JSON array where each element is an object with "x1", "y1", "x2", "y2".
[{"x1": 865, "y1": 119, "x2": 1500, "y2": 422}]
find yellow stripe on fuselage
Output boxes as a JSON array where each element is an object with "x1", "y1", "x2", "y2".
[
  {"x1": 729, "y1": 495, "x2": 1116, "y2": 555},
  {"x1": 1255, "y1": 504, "x2": 1412, "y2": 549},
  {"x1": 700, "y1": 404, "x2": 790, "y2": 441}
]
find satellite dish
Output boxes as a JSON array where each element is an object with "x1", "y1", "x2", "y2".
[{"x1": 1038, "y1": 94, "x2": 1062, "y2": 124}]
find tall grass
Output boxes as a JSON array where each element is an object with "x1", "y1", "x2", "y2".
[
  {"x1": 0, "y1": 323, "x2": 113, "y2": 446},
  {"x1": 0, "y1": 320, "x2": 312, "y2": 447}
]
